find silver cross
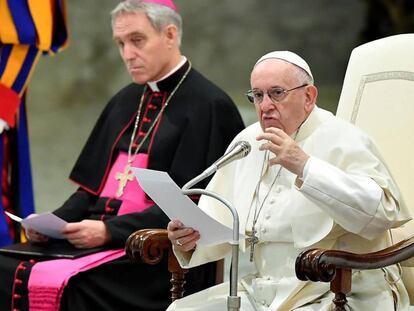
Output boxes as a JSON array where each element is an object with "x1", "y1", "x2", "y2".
[{"x1": 246, "y1": 228, "x2": 259, "y2": 262}]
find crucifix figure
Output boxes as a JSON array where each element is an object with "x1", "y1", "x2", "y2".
[
  {"x1": 115, "y1": 163, "x2": 134, "y2": 197},
  {"x1": 246, "y1": 228, "x2": 259, "y2": 262}
]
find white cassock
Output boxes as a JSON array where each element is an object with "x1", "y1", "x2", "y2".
[{"x1": 168, "y1": 106, "x2": 411, "y2": 311}]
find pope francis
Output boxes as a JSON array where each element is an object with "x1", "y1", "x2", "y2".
[{"x1": 166, "y1": 51, "x2": 411, "y2": 311}]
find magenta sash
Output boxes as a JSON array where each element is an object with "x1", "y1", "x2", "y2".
[{"x1": 28, "y1": 152, "x2": 153, "y2": 311}]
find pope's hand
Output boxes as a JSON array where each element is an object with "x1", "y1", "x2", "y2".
[
  {"x1": 256, "y1": 127, "x2": 309, "y2": 177},
  {"x1": 62, "y1": 220, "x2": 111, "y2": 249},
  {"x1": 167, "y1": 220, "x2": 199, "y2": 253}
]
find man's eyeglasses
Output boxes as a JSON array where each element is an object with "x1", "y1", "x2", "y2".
[{"x1": 245, "y1": 84, "x2": 308, "y2": 104}]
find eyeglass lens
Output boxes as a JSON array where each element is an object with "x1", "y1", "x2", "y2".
[{"x1": 246, "y1": 84, "x2": 307, "y2": 104}]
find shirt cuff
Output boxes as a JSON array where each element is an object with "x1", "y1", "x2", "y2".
[{"x1": 295, "y1": 157, "x2": 311, "y2": 187}]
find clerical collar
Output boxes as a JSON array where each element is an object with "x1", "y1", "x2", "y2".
[
  {"x1": 294, "y1": 105, "x2": 324, "y2": 143},
  {"x1": 147, "y1": 56, "x2": 188, "y2": 92}
]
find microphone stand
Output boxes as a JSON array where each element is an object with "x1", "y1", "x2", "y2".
[
  {"x1": 182, "y1": 181, "x2": 241, "y2": 311},
  {"x1": 180, "y1": 141, "x2": 251, "y2": 310}
]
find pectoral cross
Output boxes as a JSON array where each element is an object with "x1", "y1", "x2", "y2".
[
  {"x1": 115, "y1": 164, "x2": 134, "y2": 197},
  {"x1": 246, "y1": 228, "x2": 259, "y2": 262}
]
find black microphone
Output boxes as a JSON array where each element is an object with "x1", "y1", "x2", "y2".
[{"x1": 182, "y1": 141, "x2": 251, "y2": 190}]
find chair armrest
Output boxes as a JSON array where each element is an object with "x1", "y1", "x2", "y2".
[
  {"x1": 125, "y1": 228, "x2": 188, "y2": 301},
  {"x1": 295, "y1": 236, "x2": 414, "y2": 283},
  {"x1": 295, "y1": 236, "x2": 414, "y2": 310},
  {"x1": 125, "y1": 228, "x2": 171, "y2": 264}
]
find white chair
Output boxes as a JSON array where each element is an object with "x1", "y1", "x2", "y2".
[{"x1": 295, "y1": 33, "x2": 414, "y2": 310}]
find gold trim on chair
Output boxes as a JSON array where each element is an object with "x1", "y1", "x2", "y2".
[{"x1": 352, "y1": 71, "x2": 414, "y2": 124}]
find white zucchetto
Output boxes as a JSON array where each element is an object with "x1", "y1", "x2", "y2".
[{"x1": 255, "y1": 50, "x2": 313, "y2": 80}]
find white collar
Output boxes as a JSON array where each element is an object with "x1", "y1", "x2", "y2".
[{"x1": 147, "y1": 56, "x2": 187, "y2": 92}]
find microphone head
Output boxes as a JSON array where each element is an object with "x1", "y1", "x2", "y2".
[
  {"x1": 236, "y1": 141, "x2": 251, "y2": 158},
  {"x1": 187, "y1": 141, "x2": 251, "y2": 189},
  {"x1": 219, "y1": 141, "x2": 251, "y2": 166}
]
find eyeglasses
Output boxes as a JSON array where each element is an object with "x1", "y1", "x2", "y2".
[{"x1": 245, "y1": 84, "x2": 308, "y2": 104}]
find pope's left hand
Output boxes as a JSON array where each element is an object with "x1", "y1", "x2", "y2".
[
  {"x1": 62, "y1": 220, "x2": 111, "y2": 249},
  {"x1": 256, "y1": 127, "x2": 309, "y2": 177}
]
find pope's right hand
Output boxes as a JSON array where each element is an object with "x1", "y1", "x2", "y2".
[{"x1": 167, "y1": 220, "x2": 199, "y2": 252}]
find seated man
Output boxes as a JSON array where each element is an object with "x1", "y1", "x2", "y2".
[
  {"x1": 167, "y1": 51, "x2": 411, "y2": 310},
  {"x1": 0, "y1": 1, "x2": 244, "y2": 310}
]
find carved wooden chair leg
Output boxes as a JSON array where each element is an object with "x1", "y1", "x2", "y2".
[
  {"x1": 331, "y1": 268, "x2": 351, "y2": 311},
  {"x1": 126, "y1": 229, "x2": 188, "y2": 301},
  {"x1": 168, "y1": 246, "x2": 188, "y2": 300}
]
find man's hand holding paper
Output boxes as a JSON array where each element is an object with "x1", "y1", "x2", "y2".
[
  {"x1": 5, "y1": 211, "x2": 67, "y2": 241},
  {"x1": 62, "y1": 220, "x2": 111, "y2": 249},
  {"x1": 132, "y1": 168, "x2": 238, "y2": 246},
  {"x1": 167, "y1": 220, "x2": 200, "y2": 253}
]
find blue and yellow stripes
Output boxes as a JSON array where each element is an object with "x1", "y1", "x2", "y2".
[
  {"x1": 0, "y1": 0, "x2": 68, "y2": 246},
  {"x1": 0, "y1": 44, "x2": 41, "y2": 126},
  {"x1": 0, "y1": 0, "x2": 19, "y2": 43},
  {"x1": 0, "y1": 0, "x2": 68, "y2": 125},
  {"x1": 0, "y1": 44, "x2": 41, "y2": 91},
  {"x1": 0, "y1": 0, "x2": 68, "y2": 50},
  {"x1": 7, "y1": 0, "x2": 37, "y2": 45}
]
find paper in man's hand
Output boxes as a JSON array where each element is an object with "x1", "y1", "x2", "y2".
[
  {"x1": 5, "y1": 212, "x2": 67, "y2": 239},
  {"x1": 132, "y1": 168, "x2": 235, "y2": 246}
]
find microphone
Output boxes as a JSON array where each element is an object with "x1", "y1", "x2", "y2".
[
  {"x1": 182, "y1": 141, "x2": 251, "y2": 190},
  {"x1": 211, "y1": 141, "x2": 251, "y2": 171},
  {"x1": 181, "y1": 143, "x2": 250, "y2": 309}
]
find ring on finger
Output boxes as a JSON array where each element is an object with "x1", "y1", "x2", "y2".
[{"x1": 176, "y1": 239, "x2": 183, "y2": 246}]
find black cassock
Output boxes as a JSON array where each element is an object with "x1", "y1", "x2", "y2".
[{"x1": 0, "y1": 61, "x2": 245, "y2": 311}]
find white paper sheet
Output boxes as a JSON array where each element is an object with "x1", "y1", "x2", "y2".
[
  {"x1": 5, "y1": 211, "x2": 23, "y2": 222},
  {"x1": 5, "y1": 211, "x2": 67, "y2": 239},
  {"x1": 132, "y1": 168, "x2": 236, "y2": 246}
]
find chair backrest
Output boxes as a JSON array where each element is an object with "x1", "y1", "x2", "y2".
[{"x1": 335, "y1": 33, "x2": 414, "y2": 302}]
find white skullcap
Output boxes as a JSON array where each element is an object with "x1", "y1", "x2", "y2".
[{"x1": 255, "y1": 51, "x2": 313, "y2": 80}]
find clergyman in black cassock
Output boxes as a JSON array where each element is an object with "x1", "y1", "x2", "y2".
[
  {"x1": 0, "y1": 0, "x2": 245, "y2": 310},
  {"x1": 0, "y1": 60, "x2": 244, "y2": 311}
]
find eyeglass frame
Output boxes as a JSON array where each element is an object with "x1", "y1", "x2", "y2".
[{"x1": 245, "y1": 83, "x2": 308, "y2": 104}]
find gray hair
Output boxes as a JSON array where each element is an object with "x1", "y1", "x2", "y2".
[
  {"x1": 111, "y1": 0, "x2": 183, "y2": 47},
  {"x1": 292, "y1": 65, "x2": 314, "y2": 85}
]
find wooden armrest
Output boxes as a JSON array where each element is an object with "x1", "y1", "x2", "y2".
[
  {"x1": 295, "y1": 236, "x2": 414, "y2": 283},
  {"x1": 295, "y1": 236, "x2": 414, "y2": 310},
  {"x1": 125, "y1": 229, "x2": 171, "y2": 264},
  {"x1": 125, "y1": 228, "x2": 188, "y2": 301}
]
